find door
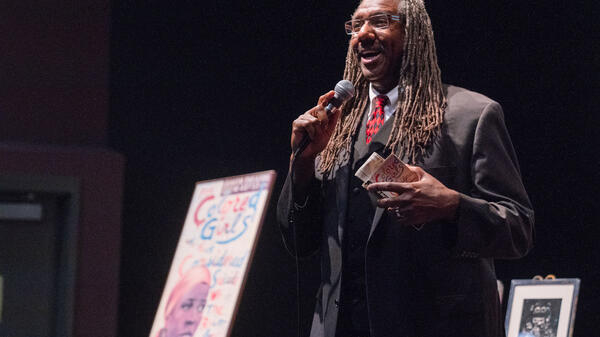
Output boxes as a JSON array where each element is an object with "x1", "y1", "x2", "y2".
[{"x1": 0, "y1": 192, "x2": 67, "y2": 337}]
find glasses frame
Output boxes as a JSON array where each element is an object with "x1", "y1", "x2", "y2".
[{"x1": 344, "y1": 13, "x2": 402, "y2": 36}]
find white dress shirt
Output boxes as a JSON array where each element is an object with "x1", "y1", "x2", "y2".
[{"x1": 368, "y1": 84, "x2": 400, "y2": 123}]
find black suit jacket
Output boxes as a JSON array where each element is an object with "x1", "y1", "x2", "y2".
[{"x1": 277, "y1": 85, "x2": 534, "y2": 337}]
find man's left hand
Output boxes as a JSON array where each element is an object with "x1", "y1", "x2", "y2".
[{"x1": 367, "y1": 165, "x2": 460, "y2": 226}]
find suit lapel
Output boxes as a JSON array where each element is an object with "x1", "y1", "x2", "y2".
[
  {"x1": 353, "y1": 112, "x2": 394, "y2": 168},
  {"x1": 348, "y1": 112, "x2": 397, "y2": 240},
  {"x1": 370, "y1": 207, "x2": 385, "y2": 238},
  {"x1": 335, "y1": 164, "x2": 350, "y2": 243},
  {"x1": 367, "y1": 115, "x2": 396, "y2": 238},
  {"x1": 353, "y1": 113, "x2": 370, "y2": 167}
]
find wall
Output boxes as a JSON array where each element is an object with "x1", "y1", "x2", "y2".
[{"x1": 0, "y1": 1, "x2": 122, "y2": 336}]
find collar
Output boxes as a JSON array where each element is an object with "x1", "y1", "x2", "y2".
[{"x1": 368, "y1": 84, "x2": 399, "y2": 122}]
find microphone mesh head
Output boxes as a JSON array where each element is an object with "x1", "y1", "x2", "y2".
[{"x1": 334, "y1": 80, "x2": 355, "y2": 101}]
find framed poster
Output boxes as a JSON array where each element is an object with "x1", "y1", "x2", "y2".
[
  {"x1": 149, "y1": 170, "x2": 276, "y2": 337},
  {"x1": 505, "y1": 278, "x2": 581, "y2": 337}
]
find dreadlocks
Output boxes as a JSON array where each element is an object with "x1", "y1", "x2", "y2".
[{"x1": 317, "y1": 0, "x2": 446, "y2": 174}]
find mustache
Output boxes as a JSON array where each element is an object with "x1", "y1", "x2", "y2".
[
  {"x1": 353, "y1": 41, "x2": 384, "y2": 56},
  {"x1": 356, "y1": 45, "x2": 384, "y2": 57}
]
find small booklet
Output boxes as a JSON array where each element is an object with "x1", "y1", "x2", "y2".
[{"x1": 355, "y1": 153, "x2": 418, "y2": 198}]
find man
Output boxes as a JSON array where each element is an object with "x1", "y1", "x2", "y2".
[{"x1": 277, "y1": 0, "x2": 534, "y2": 336}]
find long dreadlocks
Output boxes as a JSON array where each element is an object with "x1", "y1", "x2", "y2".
[{"x1": 317, "y1": 0, "x2": 446, "y2": 174}]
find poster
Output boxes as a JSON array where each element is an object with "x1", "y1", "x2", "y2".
[
  {"x1": 149, "y1": 170, "x2": 276, "y2": 337},
  {"x1": 505, "y1": 279, "x2": 580, "y2": 337}
]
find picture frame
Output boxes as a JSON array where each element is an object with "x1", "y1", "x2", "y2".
[{"x1": 505, "y1": 278, "x2": 581, "y2": 337}]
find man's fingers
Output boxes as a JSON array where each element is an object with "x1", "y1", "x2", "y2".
[
  {"x1": 302, "y1": 121, "x2": 318, "y2": 140},
  {"x1": 298, "y1": 113, "x2": 321, "y2": 126},
  {"x1": 289, "y1": 90, "x2": 339, "y2": 155},
  {"x1": 326, "y1": 108, "x2": 341, "y2": 131},
  {"x1": 317, "y1": 90, "x2": 336, "y2": 106},
  {"x1": 367, "y1": 181, "x2": 413, "y2": 193},
  {"x1": 291, "y1": 114, "x2": 320, "y2": 148},
  {"x1": 406, "y1": 164, "x2": 425, "y2": 179},
  {"x1": 378, "y1": 198, "x2": 408, "y2": 209}
]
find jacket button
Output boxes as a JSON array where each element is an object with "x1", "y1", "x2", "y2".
[
  {"x1": 334, "y1": 299, "x2": 339, "y2": 308},
  {"x1": 352, "y1": 187, "x2": 361, "y2": 195}
]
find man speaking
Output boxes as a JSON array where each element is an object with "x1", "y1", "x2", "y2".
[{"x1": 277, "y1": 0, "x2": 534, "y2": 336}]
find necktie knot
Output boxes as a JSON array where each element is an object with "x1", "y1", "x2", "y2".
[
  {"x1": 374, "y1": 95, "x2": 387, "y2": 110},
  {"x1": 366, "y1": 95, "x2": 388, "y2": 144}
]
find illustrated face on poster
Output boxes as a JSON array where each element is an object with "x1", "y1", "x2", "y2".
[
  {"x1": 518, "y1": 299, "x2": 561, "y2": 337},
  {"x1": 159, "y1": 267, "x2": 211, "y2": 337}
]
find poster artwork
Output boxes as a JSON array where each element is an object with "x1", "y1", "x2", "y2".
[
  {"x1": 149, "y1": 171, "x2": 276, "y2": 337},
  {"x1": 518, "y1": 299, "x2": 562, "y2": 337}
]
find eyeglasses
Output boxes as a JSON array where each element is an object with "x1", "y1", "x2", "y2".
[{"x1": 344, "y1": 13, "x2": 402, "y2": 36}]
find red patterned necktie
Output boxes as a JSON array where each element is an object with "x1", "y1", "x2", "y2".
[{"x1": 366, "y1": 95, "x2": 388, "y2": 144}]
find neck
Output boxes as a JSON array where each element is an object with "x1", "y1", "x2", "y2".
[{"x1": 371, "y1": 80, "x2": 397, "y2": 95}]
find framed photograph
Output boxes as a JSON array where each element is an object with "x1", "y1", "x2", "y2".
[{"x1": 505, "y1": 278, "x2": 581, "y2": 337}]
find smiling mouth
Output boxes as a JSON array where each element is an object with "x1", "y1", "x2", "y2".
[{"x1": 359, "y1": 49, "x2": 383, "y2": 64}]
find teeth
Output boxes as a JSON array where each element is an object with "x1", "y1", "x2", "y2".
[{"x1": 361, "y1": 51, "x2": 380, "y2": 58}]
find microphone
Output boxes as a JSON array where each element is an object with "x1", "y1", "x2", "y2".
[
  {"x1": 325, "y1": 80, "x2": 356, "y2": 116},
  {"x1": 294, "y1": 80, "x2": 355, "y2": 157}
]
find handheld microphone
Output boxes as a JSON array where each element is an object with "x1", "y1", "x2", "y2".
[
  {"x1": 294, "y1": 80, "x2": 355, "y2": 157},
  {"x1": 324, "y1": 80, "x2": 356, "y2": 115}
]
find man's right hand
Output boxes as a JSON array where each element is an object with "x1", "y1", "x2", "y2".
[{"x1": 291, "y1": 90, "x2": 342, "y2": 161}]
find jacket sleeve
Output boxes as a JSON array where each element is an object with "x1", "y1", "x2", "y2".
[
  {"x1": 276, "y1": 172, "x2": 323, "y2": 258},
  {"x1": 454, "y1": 101, "x2": 535, "y2": 259}
]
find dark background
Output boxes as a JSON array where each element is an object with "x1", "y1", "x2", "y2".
[{"x1": 111, "y1": 1, "x2": 596, "y2": 336}]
